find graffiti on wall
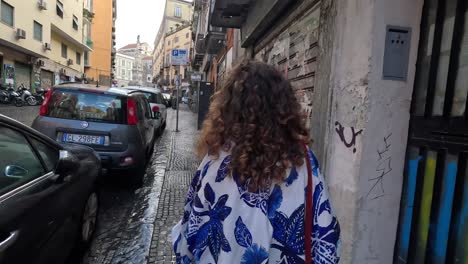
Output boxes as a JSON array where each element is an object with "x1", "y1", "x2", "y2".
[
  {"x1": 334, "y1": 121, "x2": 363, "y2": 153},
  {"x1": 367, "y1": 133, "x2": 392, "y2": 200}
]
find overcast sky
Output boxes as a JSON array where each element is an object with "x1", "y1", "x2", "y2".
[{"x1": 116, "y1": 0, "x2": 166, "y2": 50}]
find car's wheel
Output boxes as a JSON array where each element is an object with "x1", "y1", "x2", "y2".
[{"x1": 79, "y1": 191, "x2": 98, "y2": 244}]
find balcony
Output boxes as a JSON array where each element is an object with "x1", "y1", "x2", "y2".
[
  {"x1": 85, "y1": 39, "x2": 94, "y2": 50},
  {"x1": 195, "y1": 33, "x2": 206, "y2": 53},
  {"x1": 211, "y1": 0, "x2": 251, "y2": 28},
  {"x1": 83, "y1": 8, "x2": 95, "y2": 22},
  {"x1": 205, "y1": 26, "x2": 226, "y2": 54}
]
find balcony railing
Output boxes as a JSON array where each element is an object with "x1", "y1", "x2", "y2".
[{"x1": 85, "y1": 39, "x2": 94, "y2": 49}]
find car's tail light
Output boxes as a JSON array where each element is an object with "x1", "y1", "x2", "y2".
[
  {"x1": 127, "y1": 98, "x2": 138, "y2": 125},
  {"x1": 152, "y1": 105, "x2": 160, "y2": 112},
  {"x1": 39, "y1": 89, "x2": 54, "y2": 116}
]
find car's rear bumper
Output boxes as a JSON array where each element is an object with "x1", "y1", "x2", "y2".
[{"x1": 97, "y1": 146, "x2": 146, "y2": 171}]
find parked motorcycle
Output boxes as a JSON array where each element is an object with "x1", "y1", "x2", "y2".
[
  {"x1": 32, "y1": 88, "x2": 48, "y2": 105},
  {"x1": 17, "y1": 84, "x2": 37, "y2": 106},
  {"x1": 0, "y1": 84, "x2": 23, "y2": 107},
  {"x1": 0, "y1": 85, "x2": 9, "y2": 104},
  {"x1": 7, "y1": 85, "x2": 24, "y2": 107}
]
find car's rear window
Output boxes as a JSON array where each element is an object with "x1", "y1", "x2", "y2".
[{"x1": 45, "y1": 89, "x2": 126, "y2": 124}]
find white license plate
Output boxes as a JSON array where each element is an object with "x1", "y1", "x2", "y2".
[{"x1": 63, "y1": 133, "x2": 104, "y2": 145}]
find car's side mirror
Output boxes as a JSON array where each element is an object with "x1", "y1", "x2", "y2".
[
  {"x1": 54, "y1": 150, "x2": 79, "y2": 178},
  {"x1": 4, "y1": 165, "x2": 28, "y2": 178}
]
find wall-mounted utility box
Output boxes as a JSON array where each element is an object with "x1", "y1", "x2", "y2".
[{"x1": 382, "y1": 25, "x2": 412, "y2": 81}]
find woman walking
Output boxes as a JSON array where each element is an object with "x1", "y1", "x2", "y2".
[{"x1": 172, "y1": 60, "x2": 340, "y2": 264}]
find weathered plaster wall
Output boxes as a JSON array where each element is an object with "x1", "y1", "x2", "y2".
[
  {"x1": 354, "y1": 0, "x2": 423, "y2": 262},
  {"x1": 321, "y1": 0, "x2": 423, "y2": 263}
]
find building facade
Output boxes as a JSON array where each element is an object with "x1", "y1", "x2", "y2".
[
  {"x1": 142, "y1": 56, "x2": 153, "y2": 87},
  {"x1": 152, "y1": 0, "x2": 193, "y2": 89},
  {"x1": 0, "y1": 0, "x2": 90, "y2": 91},
  {"x1": 83, "y1": 0, "x2": 117, "y2": 86},
  {"x1": 192, "y1": 0, "x2": 468, "y2": 263},
  {"x1": 113, "y1": 53, "x2": 134, "y2": 87},
  {"x1": 118, "y1": 39, "x2": 152, "y2": 86},
  {"x1": 162, "y1": 25, "x2": 192, "y2": 86}
]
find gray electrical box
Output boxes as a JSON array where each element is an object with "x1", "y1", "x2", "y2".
[{"x1": 383, "y1": 26, "x2": 412, "y2": 81}]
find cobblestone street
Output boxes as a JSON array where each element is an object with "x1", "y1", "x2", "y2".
[{"x1": 83, "y1": 104, "x2": 199, "y2": 264}]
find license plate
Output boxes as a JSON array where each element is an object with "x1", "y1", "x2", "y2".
[{"x1": 63, "y1": 133, "x2": 105, "y2": 145}]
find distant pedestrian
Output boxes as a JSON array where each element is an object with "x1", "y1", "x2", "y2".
[{"x1": 172, "y1": 60, "x2": 341, "y2": 264}]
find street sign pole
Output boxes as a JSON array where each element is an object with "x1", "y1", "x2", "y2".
[
  {"x1": 171, "y1": 49, "x2": 187, "y2": 133},
  {"x1": 176, "y1": 73, "x2": 180, "y2": 132}
]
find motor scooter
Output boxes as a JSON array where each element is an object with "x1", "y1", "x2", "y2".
[
  {"x1": 17, "y1": 84, "x2": 37, "y2": 106},
  {"x1": 32, "y1": 88, "x2": 48, "y2": 105},
  {"x1": 0, "y1": 84, "x2": 23, "y2": 106}
]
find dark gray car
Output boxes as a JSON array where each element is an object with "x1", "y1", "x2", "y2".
[
  {"x1": 0, "y1": 113, "x2": 100, "y2": 264},
  {"x1": 32, "y1": 84, "x2": 159, "y2": 186}
]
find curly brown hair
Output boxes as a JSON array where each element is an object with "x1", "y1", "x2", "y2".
[{"x1": 197, "y1": 60, "x2": 309, "y2": 191}]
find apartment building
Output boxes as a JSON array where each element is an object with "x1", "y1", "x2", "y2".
[
  {"x1": 0, "y1": 0, "x2": 91, "y2": 91},
  {"x1": 152, "y1": 0, "x2": 193, "y2": 88},
  {"x1": 84, "y1": 0, "x2": 117, "y2": 86},
  {"x1": 162, "y1": 25, "x2": 191, "y2": 85}
]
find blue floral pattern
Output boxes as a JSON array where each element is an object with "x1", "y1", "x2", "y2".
[
  {"x1": 187, "y1": 183, "x2": 232, "y2": 263},
  {"x1": 235, "y1": 217, "x2": 268, "y2": 264},
  {"x1": 172, "y1": 149, "x2": 340, "y2": 264}
]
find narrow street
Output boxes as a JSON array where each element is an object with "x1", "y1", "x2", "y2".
[
  {"x1": 0, "y1": 104, "x2": 198, "y2": 263},
  {"x1": 82, "y1": 104, "x2": 198, "y2": 264}
]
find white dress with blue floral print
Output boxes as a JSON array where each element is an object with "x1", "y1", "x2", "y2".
[{"x1": 172, "y1": 148, "x2": 341, "y2": 264}]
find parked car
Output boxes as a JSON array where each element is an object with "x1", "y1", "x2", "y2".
[
  {"x1": 162, "y1": 93, "x2": 172, "y2": 108},
  {"x1": 32, "y1": 84, "x2": 159, "y2": 186},
  {"x1": 122, "y1": 86, "x2": 168, "y2": 134},
  {"x1": 0, "y1": 113, "x2": 100, "y2": 264},
  {"x1": 181, "y1": 96, "x2": 189, "y2": 104}
]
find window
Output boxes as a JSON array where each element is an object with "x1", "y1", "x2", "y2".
[
  {"x1": 56, "y1": 0, "x2": 64, "y2": 18},
  {"x1": 156, "y1": 93, "x2": 164, "y2": 104},
  {"x1": 76, "y1": 52, "x2": 81, "y2": 65},
  {"x1": 1, "y1": 1, "x2": 14, "y2": 27},
  {"x1": 0, "y1": 126, "x2": 45, "y2": 195},
  {"x1": 186, "y1": 33, "x2": 189, "y2": 39},
  {"x1": 45, "y1": 89, "x2": 125, "y2": 123},
  {"x1": 61, "y1": 43, "x2": 67, "y2": 58},
  {"x1": 72, "y1": 15, "x2": 79, "y2": 30},
  {"x1": 30, "y1": 138, "x2": 58, "y2": 172},
  {"x1": 174, "y1": 6, "x2": 181, "y2": 17},
  {"x1": 175, "y1": 36, "x2": 179, "y2": 43},
  {"x1": 168, "y1": 40, "x2": 171, "y2": 45},
  {"x1": 33, "y1": 21, "x2": 43, "y2": 42},
  {"x1": 122, "y1": 69, "x2": 126, "y2": 76}
]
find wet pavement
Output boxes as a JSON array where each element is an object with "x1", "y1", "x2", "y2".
[
  {"x1": 0, "y1": 103, "x2": 199, "y2": 264},
  {"x1": 82, "y1": 105, "x2": 199, "y2": 264},
  {"x1": 0, "y1": 104, "x2": 40, "y2": 126}
]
